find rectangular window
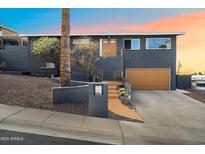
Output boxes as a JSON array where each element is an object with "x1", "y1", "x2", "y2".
[
  {"x1": 124, "y1": 39, "x2": 140, "y2": 50},
  {"x1": 146, "y1": 38, "x2": 171, "y2": 49},
  {"x1": 73, "y1": 38, "x2": 89, "y2": 45}
]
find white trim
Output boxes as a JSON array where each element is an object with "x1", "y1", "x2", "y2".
[
  {"x1": 168, "y1": 68, "x2": 171, "y2": 91},
  {"x1": 20, "y1": 32, "x2": 184, "y2": 37},
  {"x1": 146, "y1": 38, "x2": 172, "y2": 50},
  {"x1": 99, "y1": 39, "x2": 102, "y2": 56},
  {"x1": 123, "y1": 38, "x2": 141, "y2": 50}
]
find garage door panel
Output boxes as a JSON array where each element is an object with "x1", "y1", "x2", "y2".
[{"x1": 126, "y1": 68, "x2": 170, "y2": 90}]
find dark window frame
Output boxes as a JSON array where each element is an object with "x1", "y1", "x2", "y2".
[{"x1": 123, "y1": 39, "x2": 140, "y2": 50}]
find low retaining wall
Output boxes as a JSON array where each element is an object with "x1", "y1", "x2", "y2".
[
  {"x1": 69, "y1": 80, "x2": 89, "y2": 86},
  {"x1": 50, "y1": 76, "x2": 89, "y2": 85},
  {"x1": 52, "y1": 84, "x2": 89, "y2": 104},
  {"x1": 52, "y1": 81, "x2": 109, "y2": 117}
]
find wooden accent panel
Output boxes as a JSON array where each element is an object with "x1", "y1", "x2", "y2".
[
  {"x1": 102, "y1": 39, "x2": 117, "y2": 57},
  {"x1": 126, "y1": 68, "x2": 170, "y2": 90}
]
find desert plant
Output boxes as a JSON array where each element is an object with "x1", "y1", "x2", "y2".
[
  {"x1": 0, "y1": 62, "x2": 7, "y2": 71},
  {"x1": 31, "y1": 37, "x2": 60, "y2": 74},
  {"x1": 72, "y1": 36, "x2": 99, "y2": 80}
]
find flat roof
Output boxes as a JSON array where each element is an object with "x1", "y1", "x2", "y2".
[{"x1": 20, "y1": 32, "x2": 184, "y2": 37}]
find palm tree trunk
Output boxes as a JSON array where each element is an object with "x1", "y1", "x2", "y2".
[{"x1": 60, "y1": 8, "x2": 71, "y2": 86}]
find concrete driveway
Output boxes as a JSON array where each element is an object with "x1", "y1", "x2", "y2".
[{"x1": 119, "y1": 90, "x2": 205, "y2": 144}]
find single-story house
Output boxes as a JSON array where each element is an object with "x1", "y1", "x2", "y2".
[{"x1": 0, "y1": 25, "x2": 184, "y2": 90}]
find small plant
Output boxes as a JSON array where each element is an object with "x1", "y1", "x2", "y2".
[
  {"x1": 118, "y1": 87, "x2": 126, "y2": 96},
  {"x1": 32, "y1": 37, "x2": 60, "y2": 74},
  {"x1": 0, "y1": 62, "x2": 7, "y2": 71},
  {"x1": 72, "y1": 36, "x2": 99, "y2": 80}
]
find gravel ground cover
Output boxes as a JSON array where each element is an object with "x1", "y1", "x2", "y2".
[
  {"x1": 0, "y1": 74, "x2": 132, "y2": 121},
  {"x1": 0, "y1": 74, "x2": 88, "y2": 115},
  {"x1": 0, "y1": 74, "x2": 56, "y2": 110},
  {"x1": 185, "y1": 91, "x2": 205, "y2": 104}
]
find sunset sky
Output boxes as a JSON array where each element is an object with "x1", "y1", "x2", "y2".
[{"x1": 0, "y1": 8, "x2": 205, "y2": 74}]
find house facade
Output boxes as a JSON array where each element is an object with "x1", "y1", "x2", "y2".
[
  {"x1": 0, "y1": 25, "x2": 29, "y2": 48},
  {"x1": 0, "y1": 26, "x2": 184, "y2": 90}
]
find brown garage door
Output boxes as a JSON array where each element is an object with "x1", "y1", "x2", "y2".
[{"x1": 126, "y1": 68, "x2": 170, "y2": 90}]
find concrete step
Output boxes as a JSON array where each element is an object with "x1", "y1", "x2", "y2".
[
  {"x1": 108, "y1": 88, "x2": 117, "y2": 91},
  {"x1": 108, "y1": 90, "x2": 118, "y2": 94},
  {"x1": 104, "y1": 81, "x2": 122, "y2": 85},
  {"x1": 109, "y1": 86, "x2": 117, "y2": 88},
  {"x1": 108, "y1": 93, "x2": 119, "y2": 99},
  {"x1": 108, "y1": 84, "x2": 122, "y2": 87}
]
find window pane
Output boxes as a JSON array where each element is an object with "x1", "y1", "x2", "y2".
[
  {"x1": 131, "y1": 39, "x2": 140, "y2": 50},
  {"x1": 73, "y1": 38, "x2": 89, "y2": 45},
  {"x1": 124, "y1": 40, "x2": 131, "y2": 49},
  {"x1": 147, "y1": 38, "x2": 171, "y2": 49}
]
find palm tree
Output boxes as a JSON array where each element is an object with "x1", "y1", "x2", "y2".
[{"x1": 60, "y1": 8, "x2": 71, "y2": 86}]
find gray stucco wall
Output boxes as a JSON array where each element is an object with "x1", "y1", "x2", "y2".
[
  {"x1": 95, "y1": 56, "x2": 124, "y2": 81},
  {"x1": 71, "y1": 67, "x2": 88, "y2": 81},
  {"x1": 116, "y1": 35, "x2": 177, "y2": 90},
  {"x1": 93, "y1": 35, "x2": 177, "y2": 89},
  {"x1": 52, "y1": 85, "x2": 89, "y2": 104},
  {"x1": 176, "y1": 75, "x2": 191, "y2": 90},
  {"x1": 28, "y1": 53, "x2": 57, "y2": 75},
  {"x1": 0, "y1": 46, "x2": 29, "y2": 72},
  {"x1": 0, "y1": 45, "x2": 87, "y2": 80},
  {"x1": 0, "y1": 35, "x2": 177, "y2": 89},
  {"x1": 88, "y1": 82, "x2": 108, "y2": 117},
  {"x1": 0, "y1": 46, "x2": 57, "y2": 74}
]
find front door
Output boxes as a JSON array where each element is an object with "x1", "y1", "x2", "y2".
[{"x1": 101, "y1": 39, "x2": 117, "y2": 57}]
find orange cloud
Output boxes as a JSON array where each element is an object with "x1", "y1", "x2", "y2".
[{"x1": 72, "y1": 10, "x2": 205, "y2": 74}]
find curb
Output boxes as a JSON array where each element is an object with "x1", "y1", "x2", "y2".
[{"x1": 0, "y1": 117, "x2": 123, "y2": 145}]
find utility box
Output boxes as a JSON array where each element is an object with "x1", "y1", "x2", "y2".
[{"x1": 88, "y1": 82, "x2": 108, "y2": 117}]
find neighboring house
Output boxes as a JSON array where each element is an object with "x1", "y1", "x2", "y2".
[
  {"x1": 192, "y1": 75, "x2": 205, "y2": 91},
  {"x1": 0, "y1": 25, "x2": 27, "y2": 49},
  {"x1": 0, "y1": 25, "x2": 184, "y2": 90}
]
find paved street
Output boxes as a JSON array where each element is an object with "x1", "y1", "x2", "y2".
[
  {"x1": 126, "y1": 90, "x2": 205, "y2": 144},
  {"x1": 0, "y1": 129, "x2": 104, "y2": 145}
]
